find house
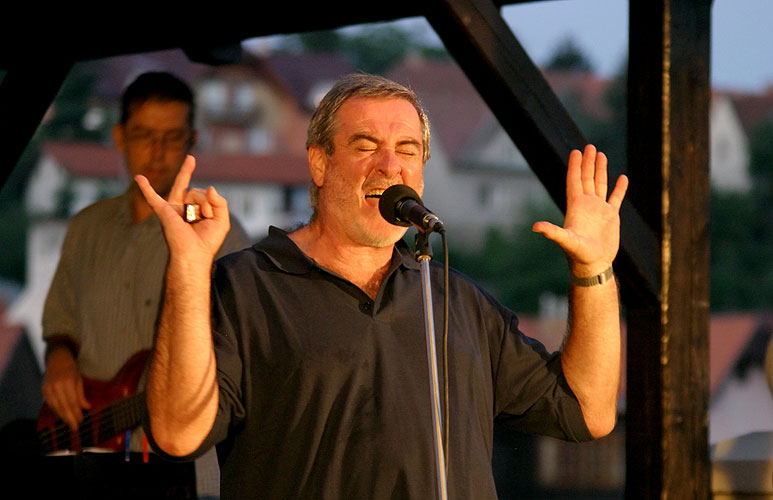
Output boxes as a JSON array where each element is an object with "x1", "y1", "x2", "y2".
[
  {"x1": 3, "y1": 45, "x2": 773, "y2": 497},
  {"x1": 496, "y1": 311, "x2": 773, "y2": 498},
  {"x1": 388, "y1": 56, "x2": 551, "y2": 250},
  {"x1": 710, "y1": 93, "x2": 751, "y2": 192}
]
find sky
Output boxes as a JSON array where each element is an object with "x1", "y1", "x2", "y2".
[
  {"x1": 499, "y1": 0, "x2": 773, "y2": 94},
  {"x1": 250, "y1": 1, "x2": 772, "y2": 95}
]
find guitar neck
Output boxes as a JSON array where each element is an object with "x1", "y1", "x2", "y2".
[{"x1": 39, "y1": 392, "x2": 146, "y2": 454}]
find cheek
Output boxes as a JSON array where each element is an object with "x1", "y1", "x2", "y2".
[
  {"x1": 124, "y1": 148, "x2": 149, "y2": 172},
  {"x1": 164, "y1": 151, "x2": 188, "y2": 168},
  {"x1": 404, "y1": 165, "x2": 425, "y2": 193}
]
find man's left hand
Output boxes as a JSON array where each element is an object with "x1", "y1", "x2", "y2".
[{"x1": 532, "y1": 144, "x2": 628, "y2": 278}]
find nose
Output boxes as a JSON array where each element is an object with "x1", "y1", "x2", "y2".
[
  {"x1": 376, "y1": 148, "x2": 402, "y2": 178},
  {"x1": 149, "y1": 136, "x2": 168, "y2": 157}
]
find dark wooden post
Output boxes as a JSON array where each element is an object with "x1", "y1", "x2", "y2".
[{"x1": 625, "y1": 1, "x2": 712, "y2": 498}]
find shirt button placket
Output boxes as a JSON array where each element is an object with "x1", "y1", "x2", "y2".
[{"x1": 360, "y1": 301, "x2": 374, "y2": 315}]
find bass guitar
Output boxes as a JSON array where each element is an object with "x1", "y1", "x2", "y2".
[{"x1": 37, "y1": 350, "x2": 150, "y2": 454}]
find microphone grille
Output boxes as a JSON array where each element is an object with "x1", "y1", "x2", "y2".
[{"x1": 378, "y1": 184, "x2": 422, "y2": 227}]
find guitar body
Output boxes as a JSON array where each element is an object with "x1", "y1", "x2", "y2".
[{"x1": 37, "y1": 350, "x2": 151, "y2": 454}]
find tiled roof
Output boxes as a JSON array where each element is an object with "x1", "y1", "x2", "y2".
[
  {"x1": 725, "y1": 87, "x2": 773, "y2": 134},
  {"x1": 518, "y1": 312, "x2": 765, "y2": 399},
  {"x1": 388, "y1": 57, "x2": 491, "y2": 162},
  {"x1": 387, "y1": 58, "x2": 614, "y2": 163},
  {"x1": 543, "y1": 69, "x2": 614, "y2": 121},
  {"x1": 41, "y1": 142, "x2": 311, "y2": 185},
  {"x1": 266, "y1": 52, "x2": 356, "y2": 110}
]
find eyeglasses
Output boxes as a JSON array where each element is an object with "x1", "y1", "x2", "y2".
[{"x1": 125, "y1": 128, "x2": 192, "y2": 151}]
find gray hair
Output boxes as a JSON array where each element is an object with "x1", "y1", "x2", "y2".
[{"x1": 306, "y1": 73, "x2": 431, "y2": 215}]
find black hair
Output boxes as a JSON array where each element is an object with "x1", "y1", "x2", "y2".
[{"x1": 120, "y1": 71, "x2": 195, "y2": 126}]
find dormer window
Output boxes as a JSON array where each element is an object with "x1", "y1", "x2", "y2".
[{"x1": 201, "y1": 80, "x2": 228, "y2": 116}]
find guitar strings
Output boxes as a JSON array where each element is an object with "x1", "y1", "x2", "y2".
[
  {"x1": 38, "y1": 392, "x2": 145, "y2": 452},
  {"x1": 39, "y1": 393, "x2": 143, "y2": 451},
  {"x1": 39, "y1": 393, "x2": 142, "y2": 446}
]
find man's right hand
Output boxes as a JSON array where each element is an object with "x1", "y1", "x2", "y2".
[
  {"x1": 135, "y1": 154, "x2": 231, "y2": 267},
  {"x1": 139, "y1": 154, "x2": 223, "y2": 456},
  {"x1": 41, "y1": 346, "x2": 91, "y2": 431}
]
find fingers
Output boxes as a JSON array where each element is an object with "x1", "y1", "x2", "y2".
[
  {"x1": 135, "y1": 174, "x2": 165, "y2": 211},
  {"x1": 607, "y1": 174, "x2": 629, "y2": 210},
  {"x1": 568, "y1": 145, "x2": 622, "y2": 203},
  {"x1": 135, "y1": 155, "x2": 224, "y2": 224},
  {"x1": 42, "y1": 377, "x2": 88, "y2": 431},
  {"x1": 580, "y1": 144, "x2": 597, "y2": 195},
  {"x1": 594, "y1": 151, "x2": 608, "y2": 200},
  {"x1": 205, "y1": 185, "x2": 230, "y2": 225},
  {"x1": 566, "y1": 149, "x2": 583, "y2": 199},
  {"x1": 532, "y1": 220, "x2": 566, "y2": 247},
  {"x1": 168, "y1": 155, "x2": 197, "y2": 203},
  {"x1": 180, "y1": 186, "x2": 227, "y2": 222}
]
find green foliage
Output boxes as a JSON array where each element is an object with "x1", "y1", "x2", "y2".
[
  {"x1": 449, "y1": 200, "x2": 568, "y2": 314},
  {"x1": 276, "y1": 22, "x2": 449, "y2": 75},
  {"x1": 709, "y1": 117, "x2": 773, "y2": 311},
  {"x1": 710, "y1": 189, "x2": 772, "y2": 310},
  {"x1": 37, "y1": 69, "x2": 111, "y2": 142},
  {"x1": 0, "y1": 199, "x2": 28, "y2": 283},
  {"x1": 0, "y1": 149, "x2": 33, "y2": 283},
  {"x1": 545, "y1": 37, "x2": 594, "y2": 73},
  {"x1": 749, "y1": 119, "x2": 773, "y2": 203}
]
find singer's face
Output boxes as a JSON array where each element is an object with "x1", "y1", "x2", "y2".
[{"x1": 314, "y1": 97, "x2": 425, "y2": 248}]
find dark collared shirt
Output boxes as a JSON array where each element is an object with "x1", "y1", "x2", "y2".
[{"x1": 164, "y1": 226, "x2": 591, "y2": 499}]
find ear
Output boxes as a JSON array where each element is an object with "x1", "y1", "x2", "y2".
[
  {"x1": 112, "y1": 123, "x2": 126, "y2": 153},
  {"x1": 308, "y1": 145, "x2": 328, "y2": 188}
]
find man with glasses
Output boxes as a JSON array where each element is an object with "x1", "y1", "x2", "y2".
[{"x1": 39, "y1": 71, "x2": 248, "y2": 498}]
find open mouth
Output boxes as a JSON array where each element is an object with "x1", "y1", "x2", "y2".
[{"x1": 364, "y1": 188, "x2": 386, "y2": 200}]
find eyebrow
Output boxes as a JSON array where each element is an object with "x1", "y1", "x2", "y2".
[
  {"x1": 348, "y1": 133, "x2": 377, "y2": 146},
  {"x1": 347, "y1": 133, "x2": 421, "y2": 149}
]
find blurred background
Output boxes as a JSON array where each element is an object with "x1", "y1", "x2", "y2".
[{"x1": 2, "y1": 1, "x2": 772, "y2": 498}]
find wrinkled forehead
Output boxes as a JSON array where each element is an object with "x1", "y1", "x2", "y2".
[{"x1": 334, "y1": 97, "x2": 423, "y2": 138}]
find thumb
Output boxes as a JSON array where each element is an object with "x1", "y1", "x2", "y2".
[
  {"x1": 135, "y1": 175, "x2": 165, "y2": 211},
  {"x1": 532, "y1": 220, "x2": 562, "y2": 242},
  {"x1": 135, "y1": 175, "x2": 183, "y2": 226}
]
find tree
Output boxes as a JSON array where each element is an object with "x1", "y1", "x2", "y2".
[
  {"x1": 448, "y1": 199, "x2": 568, "y2": 314},
  {"x1": 545, "y1": 36, "x2": 594, "y2": 73},
  {"x1": 276, "y1": 22, "x2": 448, "y2": 74},
  {"x1": 707, "y1": 117, "x2": 773, "y2": 311}
]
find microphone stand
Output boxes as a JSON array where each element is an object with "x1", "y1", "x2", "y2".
[{"x1": 413, "y1": 229, "x2": 448, "y2": 500}]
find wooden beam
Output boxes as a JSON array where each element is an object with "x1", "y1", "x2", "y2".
[
  {"x1": 424, "y1": 0, "x2": 659, "y2": 303},
  {"x1": 625, "y1": 1, "x2": 712, "y2": 498}
]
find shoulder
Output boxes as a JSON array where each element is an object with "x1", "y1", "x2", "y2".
[
  {"x1": 435, "y1": 262, "x2": 504, "y2": 307},
  {"x1": 217, "y1": 214, "x2": 251, "y2": 257},
  {"x1": 67, "y1": 195, "x2": 125, "y2": 227}
]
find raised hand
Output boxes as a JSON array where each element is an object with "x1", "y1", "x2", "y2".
[
  {"x1": 532, "y1": 144, "x2": 628, "y2": 278},
  {"x1": 135, "y1": 155, "x2": 230, "y2": 266}
]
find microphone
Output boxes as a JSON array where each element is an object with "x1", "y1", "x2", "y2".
[{"x1": 378, "y1": 184, "x2": 445, "y2": 233}]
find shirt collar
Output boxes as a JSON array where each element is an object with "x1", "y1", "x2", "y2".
[
  {"x1": 255, "y1": 226, "x2": 421, "y2": 275},
  {"x1": 114, "y1": 190, "x2": 163, "y2": 231}
]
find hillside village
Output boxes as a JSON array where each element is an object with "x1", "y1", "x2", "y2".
[{"x1": 1, "y1": 45, "x2": 773, "y2": 497}]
